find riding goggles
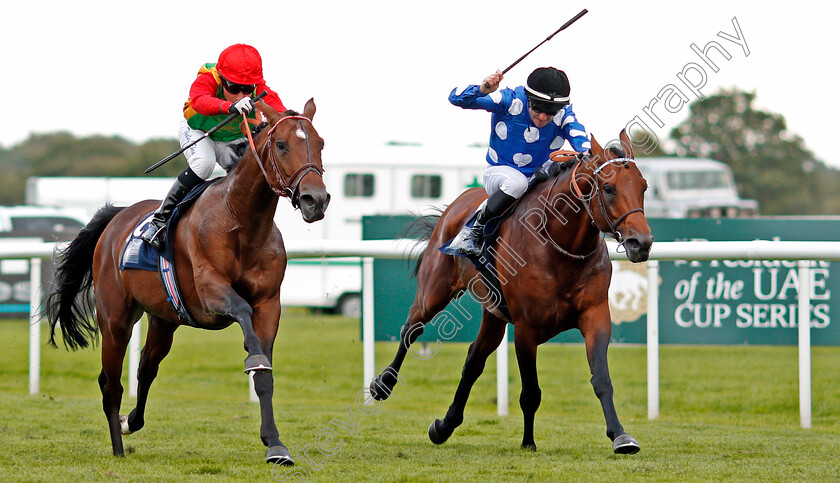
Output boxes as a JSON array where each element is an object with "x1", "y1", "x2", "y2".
[{"x1": 221, "y1": 77, "x2": 257, "y2": 95}]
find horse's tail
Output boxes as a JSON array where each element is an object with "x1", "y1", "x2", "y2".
[
  {"x1": 45, "y1": 204, "x2": 125, "y2": 350},
  {"x1": 403, "y1": 209, "x2": 444, "y2": 279}
]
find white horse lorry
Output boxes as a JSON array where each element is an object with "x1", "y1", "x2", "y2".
[
  {"x1": 635, "y1": 157, "x2": 758, "y2": 218},
  {"x1": 24, "y1": 149, "x2": 757, "y2": 317}
]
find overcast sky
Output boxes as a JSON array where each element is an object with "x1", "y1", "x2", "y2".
[{"x1": 3, "y1": 1, "x2": 838, "y2": 168}]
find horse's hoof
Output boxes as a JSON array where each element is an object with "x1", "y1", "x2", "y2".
[
  {"x1": 266, "y1": 445, "x2": 294, "y2": 466},
  {"x1": 368, "y1": 375, "x2": 391, "y2": 401},
  {"x1": 613, "y1": 434, "x2": 640, "y2": 455},
  {"x1": 244, "y1": 354, "x2": 273, "y2": 373},
  {"x1": 521, "y1": 442, "x2": 537, "y2": 452},
  {"x1": 428, "y1": 419, "x2": 453, "y2": 445},
  {"x1": 119, "y1": 415, "x2": 133, "y2": 435}
]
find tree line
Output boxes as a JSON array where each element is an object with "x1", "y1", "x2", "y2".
[{"x1": 1, "y1": 88, "x2": 838, "y2": 215}]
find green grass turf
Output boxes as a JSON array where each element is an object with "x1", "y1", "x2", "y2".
[{"x1": 1, "y1": 311, "x2": 838, "y2": 481}]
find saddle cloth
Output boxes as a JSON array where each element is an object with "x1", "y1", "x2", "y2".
[
  {"x1": 118, "y1": 179, "x2": 220, "y2": 326},
  {"x1": 439, "y1": 199, "x2": 517, "y2": 322},
  {"x1": 437, "y1": 167, "x2": 568, "y2": 322}
]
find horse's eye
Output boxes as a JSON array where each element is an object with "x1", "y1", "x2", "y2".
[
  {"x1": 275, "y1": 140, "x2": 287, "y2": 151},
  {"x1": 603, "y1": 183, "x2": 616, "y2": 196}
]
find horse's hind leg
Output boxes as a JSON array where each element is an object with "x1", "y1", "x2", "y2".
[
  {"x1": 428, "y1": 311, "x2": 506, "y2": 445},
  {"x1": 122, "y1": 315, "x2": 178, "y2": 435},
  {"x1": 97, "y1": 311, "x2": 135, "y2": 456},
  {"x1": 579, "y1": 306, "x2": 640, "y2": 455},
  {"x1": 514, "y1": 332, "x2": 540, "y2": 451},
  {"x1": 369, "y1": 251, "x2": 462, "y2": 401}
]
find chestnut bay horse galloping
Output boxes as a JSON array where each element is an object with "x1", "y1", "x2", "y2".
[
  {"x1": 369, "y1": 130, "x2": 652, "y2": 454},
  {"x1": 45, "y1": 100, "x2": 329, "y2": 465}
]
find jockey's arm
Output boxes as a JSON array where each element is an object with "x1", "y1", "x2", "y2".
[
  {"x1": 189, "y1": 73, "x2": 230, "y2": 115},
  {"x1": 448, "y1": 84, "x2": 509, "y2": 114},
  {"x1": 558, "y1": 105, "x2": 592, "y2": 153}
]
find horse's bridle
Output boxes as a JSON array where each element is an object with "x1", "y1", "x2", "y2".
[
  {"x1": 539, "y1": 155, "x2": 644, "y2": 259},
  {"x1": 571, "y1": 156, "x2": 644, "y2": 244},
  {"x1": 249, "y1": 114, "x2": 324, "y2": 208}
]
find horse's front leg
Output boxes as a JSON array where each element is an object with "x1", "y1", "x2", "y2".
[
  {"x1": 579, "y1": 305, "x2": 640, "y2": 455},
  {"x1": 196, "y1": 272, "x2": 270, "y2": 372},
  {"x1": 250, "y1": 298, "x2": 293, "y2": 466}
]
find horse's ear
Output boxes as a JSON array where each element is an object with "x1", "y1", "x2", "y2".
[
  {"x1": 260, "y1": 100, "x2": 280, "y2": 125},
  {"x1": 619, "y1": 129, "x2": 635, "y2": 158},
  {"x1": 303, "y1": 98, "x2": 316, "y2": 121},
  {"x1": 589, "y1": 134, "x2": 602, "y2": 154}
]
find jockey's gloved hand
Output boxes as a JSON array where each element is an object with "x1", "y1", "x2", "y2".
[{"x1": 228, "y1": 97, "x2": 254, "y2": 115}]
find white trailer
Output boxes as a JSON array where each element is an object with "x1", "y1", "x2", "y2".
[{"x1": 25, "y1": 143, "x2": 487, "y2": 316}]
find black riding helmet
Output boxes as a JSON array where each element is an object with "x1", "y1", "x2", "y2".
[{"x1": 525, "y1": 67, "x2": 571, "y2": 114}]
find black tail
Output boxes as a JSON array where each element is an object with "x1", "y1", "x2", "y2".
[
  {"x1": 45, "y1": 204, "x2": 125, "y2": 350},
  {"x1": 403, "y1": 210, "x2": 443, "y2": 279}
]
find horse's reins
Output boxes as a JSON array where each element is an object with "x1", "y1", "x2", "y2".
[
  {"x1": 541, "y1": 173, "x2": 601, "y2": 260},
  {"x1": 540, "y1": 156, "x2": 643, "y2": 258},
  {"x1": 243, "y1": 114, "x2": 324, "y2": 208}
]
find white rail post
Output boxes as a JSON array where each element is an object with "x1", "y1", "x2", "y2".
[
  {"x1": 646, "y1": 260, "x2": 660, "y2": 420},
  {"x1": 496, "y1": 324, "x2": 509, "y2": 416},
  {"x1": 797, "y1": 260, "x2": 812, "y2": 429},
  {"x1": 362, "y1": 257, "x2": 375, "y2": 395},
  {"x1": 29, "y1": 258, "x2": 42, "y2": 395},
  {"x1": 249, "y1": 372, "x2": 258, "y2": 402},
  {"x1": 128, "y1": 317, "x2": 142, "y2": 397}
]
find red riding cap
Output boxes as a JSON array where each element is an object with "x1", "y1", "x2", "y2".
[{"x1": 216, "y1": 44, "x2": 264, "y2": 85}]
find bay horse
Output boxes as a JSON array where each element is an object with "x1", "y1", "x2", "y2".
[
  {"x1": 44, "y1": 100, "x2": 329, "y2": 465},
  {"x1": 369, "y1": 130, "x2": 652, "y2": 454}
]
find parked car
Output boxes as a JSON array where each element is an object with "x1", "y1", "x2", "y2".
[
  {"x1": 0, "y1": 205, "x2": 89, "y2": 317},
  {"x1": 0, "y1": 205, "x2": 88, "y2": 239}
]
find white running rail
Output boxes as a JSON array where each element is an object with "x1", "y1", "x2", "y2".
[{"x1": 11, "y1": 238, "x2": 840, "y2": 428}]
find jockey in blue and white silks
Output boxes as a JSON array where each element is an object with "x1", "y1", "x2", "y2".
[{"x1": 449, "y1": 67, "x2": 591, "y2": 257}]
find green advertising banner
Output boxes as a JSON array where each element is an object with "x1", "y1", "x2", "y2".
[{"x1": 363, "y1": 216, "x2": 840, "y2": 346}]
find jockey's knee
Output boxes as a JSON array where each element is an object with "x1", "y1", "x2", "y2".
[{"x1": 498, "y1": 175, "x2": 528, "y2": 199}]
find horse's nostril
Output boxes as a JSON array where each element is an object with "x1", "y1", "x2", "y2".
[
  {"x1": 625, "y1": 238, "x2": 641, "y2": 252},
  {"x1": 299, "y1": 194, "x2": 315, "y2": 209}
]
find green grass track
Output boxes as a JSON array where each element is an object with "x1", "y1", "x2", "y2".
[{"x1": 1, "y1": 312, "x2": 838, "y2": 481}]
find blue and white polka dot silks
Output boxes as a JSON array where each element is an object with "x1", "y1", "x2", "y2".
[{"x1": 449, "y1": 84, "x2": 591, "y2": 176}]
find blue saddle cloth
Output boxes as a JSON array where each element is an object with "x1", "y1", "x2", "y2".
[
  {"x1": 439, "y1": 201, "x2": 520, "y2": 322},
  {"x1": 439, "y1": 200, "x2": 519, "y2": 265},
  {"x1": 118, "y1": 179, "x2": 220, "y2": 325}
]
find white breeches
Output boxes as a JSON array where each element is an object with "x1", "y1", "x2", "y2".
[
  {"x1": 178, "y1": 119, "x2": 247, "y2": 179},
  {"x1": 482, "y1": 165, "x2": 530, "y2": 198}
]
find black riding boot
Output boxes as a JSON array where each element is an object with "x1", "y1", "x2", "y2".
[
  {"x1": 458, "y1": 190, "x2": 518, "y2": 257},
  {"x1": 140, "y1": 168, "x2": 203, "y2": 250}
]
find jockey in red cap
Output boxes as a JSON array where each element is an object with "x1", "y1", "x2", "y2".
[{"x1": 141, "y1": 44, "x2": 287, "y2": 249}]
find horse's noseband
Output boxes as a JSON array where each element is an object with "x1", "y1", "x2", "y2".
[{"x1": 256, "y1": 115, "x2": 324, "y2": 208}]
